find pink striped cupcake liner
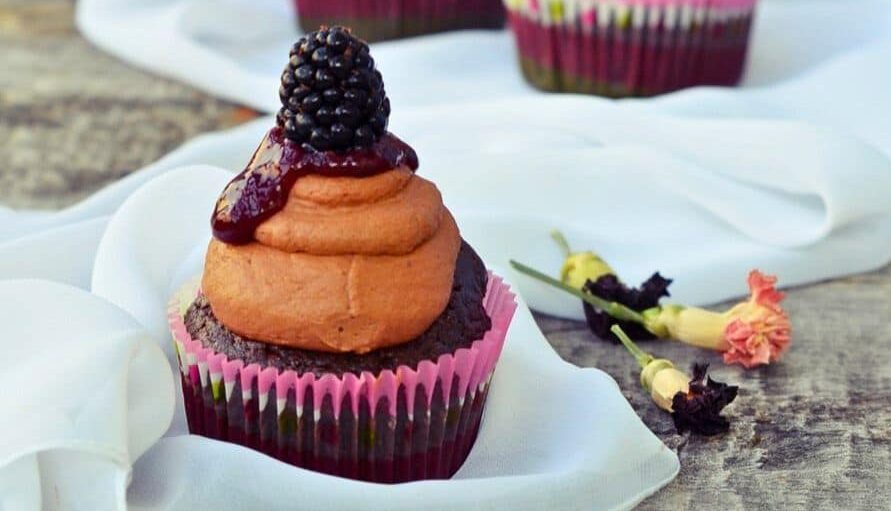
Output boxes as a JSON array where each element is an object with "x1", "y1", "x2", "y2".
[
  {"x1": 295, "y1": 0, "x2": 506, "y2": 42},
  {"x1": 168, "y1": 273, "x2": 516, "y2": 483},
  {"x1": 505, "y1": 0, "x2": 756, "y2": 97}
]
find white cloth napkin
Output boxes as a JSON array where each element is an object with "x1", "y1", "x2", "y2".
[
  {"x1": 75, "y1": 0, "x2": 891, "y2": 124},
  {"x1": 5, "y1": 102, "x2": 891, "y2": 319},
  {"x1": 0, "y1": 0, "x2": 884, "y2": 313},
  {"x1": 0, "y1": 167, "x2": 681, "y2": 510},
  {"x1": 0, "y1": 280, "x2": 173, "y2": 510},
  {"x1": 38, "y1": 105, "x2": 891, "y2": 321},
  {"x1": 6, "y1": 0, "x2": 874, "y2": 316},
  {"x1": 88, "y1": 165, "x2": 679, "y2": 510}
]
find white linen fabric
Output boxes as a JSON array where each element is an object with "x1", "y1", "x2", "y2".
[
  {"x1": 0, "y1": 167, "x2": 682, "y2": 511},
  {"x1": 17, "y1": 0, "x2": 886, "y2": 316},
  {"x1": 0, "y1": 280, "x2": 174, "y2": 510},
  {"x1": 90, "y1": 164, "x2": 680, "y2": 511},
  {"x1": 75, "y1": 0, "x2": 891, "y2": 126},
  {"x1": 0, "y1": 0, "x2": 883, "y2": 315},
  {"x1": 27, "y1": 105, "x2": 891, "y2": 321}
]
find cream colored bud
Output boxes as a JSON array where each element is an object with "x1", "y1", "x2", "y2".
[
  {"x1": 649, "y1": 366, "x2": 691, "y2": 412},
  {"x1": 560, "y1": 252, "x2": 615, "y2": 289},
  {"x1": 648, "y1": 305, "x2": 730, "y2": 351},
  {"x1": 640, "y1": 358, "x2": 674, "y2": 391}
]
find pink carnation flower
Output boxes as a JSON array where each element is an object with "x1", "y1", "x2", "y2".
[{"x1": 721, "y1": 271, "x2": 791, "y2": 368}]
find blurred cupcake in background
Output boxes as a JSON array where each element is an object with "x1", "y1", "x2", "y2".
[
  {"x1": 505, "y1": 0, "x2": 757, "y2": 97},
  {"x1": 296, "y1": 0, "x2": 505, "y2": 42}
]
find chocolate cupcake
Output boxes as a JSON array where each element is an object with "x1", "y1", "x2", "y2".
[
  {"x1": 505, "y1": 0, "x2": 756, "y2": 97},
  {"x1": 295, "y1": 0, "x2": 506, "y2": 42},
  {"x1": 168, "y1": 26, "x2": 516, "y2": 483}
]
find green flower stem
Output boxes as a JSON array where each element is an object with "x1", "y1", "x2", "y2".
[
  {"x1": 611, "y1": 325, "x2": 654, "y2": 369},
  {"x1": 509, "y1": 260, "x2": 647, "y2": 324},
  {"x1": 549, "y1": 229, "x2": 573, "y2": 258}
]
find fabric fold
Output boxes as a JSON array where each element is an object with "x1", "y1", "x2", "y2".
[
  {"x1": 89, "y1": 165, "x2": 680, "y2": 510},
  {"x1": 0, "y1": 280, "x2": 174, "y2": 510}
]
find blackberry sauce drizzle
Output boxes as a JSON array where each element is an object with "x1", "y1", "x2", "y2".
[{"x1": 211, "y1": 127, "x2": 418, "y2": 244}]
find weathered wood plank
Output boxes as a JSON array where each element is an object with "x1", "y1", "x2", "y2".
[
  {"x1": 542, "y1": 266, "x2": 891, "y2": 510},
  {"x1": 0, "y1": 0, "x2": 256, "y2": 208}
]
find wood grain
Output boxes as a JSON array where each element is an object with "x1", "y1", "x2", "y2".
[
  {"x1": 0, "y1": 0, "x2": 256, "y2": 208},
  {"x1": 1, "y1": 1, "x2": 889, "y2": 509}
]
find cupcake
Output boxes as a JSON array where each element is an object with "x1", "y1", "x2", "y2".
[
  {"x1": 168, "y1": 26, "x2": 516, "y2": 483},
  {"x1": 505, "y1": 0, "x2": 756, "y2": 97},
  {"x1": 295, "y1": 0, "x2": 506, "y2": 42}
]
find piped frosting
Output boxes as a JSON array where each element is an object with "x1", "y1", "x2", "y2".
[{"x1": 203, "y1": 129, "x2": 460, "y2": 354}]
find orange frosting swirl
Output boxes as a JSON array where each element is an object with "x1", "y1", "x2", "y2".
[
  {"x1": 255, "y1": 168, "x2": 444, "y2": 255},
  {"x1": 203, "y1": 147, "x2": 461, "y2": 353}
]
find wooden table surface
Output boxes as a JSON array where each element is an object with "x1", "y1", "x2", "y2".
[{"x1": 2, "y1": 1, "x2": 890, "y2": 509}]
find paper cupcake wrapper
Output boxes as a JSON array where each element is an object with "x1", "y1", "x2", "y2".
[
  {"x1": 505, "y1": 0, "x2": 756, "y2": 96},
  {"x1": 169, "y1": 273, "x2": 516, "y2": 483},
  {"x1": 296, "y1": 0, "x2": 505, "y2": 42}
]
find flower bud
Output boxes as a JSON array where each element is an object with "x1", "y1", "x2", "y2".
[
  {"x1": 642, "y1": 271, "x2": 791, "y2": 368},
  {"x1": 560, "y1": 252, "x2": 615, "y2": 289},
  {"x1": 612, "y1": 325, "x2": 739, "y2": 436},
  {"x1": 550, "y1": 230, "x2": 615, "y2": 289},
  {"x1": 645, "y1": 304, "x2": 730, "y2": 350},
  {"x1": 641, "y1": 359, "x2": 689, "y2": 412}
]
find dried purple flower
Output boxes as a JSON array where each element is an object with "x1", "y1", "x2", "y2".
[
  {"x1": 610, "y1": 325, "x2": 739, "y2": 437},
  {"x1": 546, "y1": 230, "x2": 673, "y2": 343},
  {"x1": 512, "y1": 251, "x2": 792, "y2": 369},
  {"x1": 671, "y1": 363, "x2": 739, "y2": 436},
  {"x1": 583, "y1": 272, "x2": 672, "y2": 343},
  {"x1": 550, "y1": 229, "x2": 615, "y2": 289}
]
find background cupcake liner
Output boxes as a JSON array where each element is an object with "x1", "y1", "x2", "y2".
[
  {"x1": 296, "y1": 0, "x2": 506, "y2": 42},
  {"x1": 169, "y1": 273, "x2": 516, "y2": 483},
  {"x1": 505, "y1": 0, "x2": 756, "y2": 97}
]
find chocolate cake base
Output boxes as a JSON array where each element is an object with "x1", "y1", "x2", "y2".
[
  {"x1": 184, "y1": 240, "x2": 492, "y2": 376},
  {"x1": 180, "y1": 372, "x2": 491, "y2": 483},
  {"x1": 176, "y1": 241, "x2": 504, "y2": 483},
  {"x1": 507, "y1": 11, "x2": 752, "y2": 98}
]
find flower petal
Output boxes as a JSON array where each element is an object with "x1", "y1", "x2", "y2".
[
  {"x1": 671, "y1": 363, "x2": 739, "y2": 436},
  {"x1": 719, "y1": 270, "x2": 792, "y2": 368},
  {"x1": 748, "y1": 270, "x2": 785, "y2": 307},
  {"x1": 583, "y1": 273, "x2": 672, "y2": 343}
]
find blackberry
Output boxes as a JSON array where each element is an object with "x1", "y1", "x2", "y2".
[{"x1": 277, "y1": 26, "x2": 390, "y2": 151}]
